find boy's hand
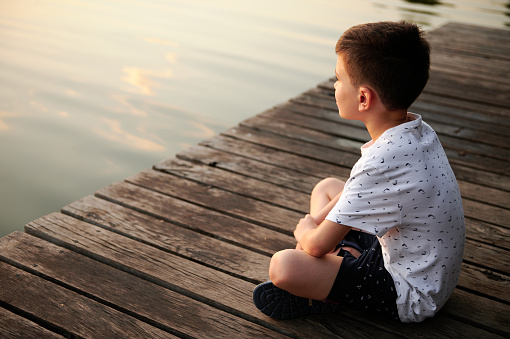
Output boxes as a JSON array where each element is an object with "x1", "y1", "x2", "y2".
[{"x1": 294, "y1": 214, "x2": 318, "y2": 244}]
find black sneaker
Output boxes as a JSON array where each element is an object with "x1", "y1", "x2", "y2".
[{"x1": 253, "y1": 281, "x2": 340, "y2": 320}]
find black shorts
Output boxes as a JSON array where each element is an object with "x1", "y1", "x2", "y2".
[{"x1": 326, "y1": 230, "x2": 399, "y2": 320}]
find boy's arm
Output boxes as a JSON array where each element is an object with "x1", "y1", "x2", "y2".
[{"x1": 294, "y1": 215, "x2": 350, "y2": 258}]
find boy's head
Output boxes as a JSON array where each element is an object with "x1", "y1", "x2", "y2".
[{"x1": 336, "y1": 21, "x2": 430, "y2": 111}]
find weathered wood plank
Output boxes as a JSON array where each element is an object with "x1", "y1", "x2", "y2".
[
  {"x1": 457, "y1": 263, "x2": 510, "y2": 304},
  {"x1": 430, "y1": 54, "x2": 510, "y2": 85},
  {"x1": 222, "y1": 125, "x2": 361, "y2": 168},
  {"x1": 431, "y1": 23, "x2": 510, "y2": 43},
  {"x1": 464, "y1": 239, "x2": 510, "y2": 276},
  {"x1": 199, "y1": 136, "x2": 352, "y2": 183},
  {"x1": 171, "y1": 144, "x2": 326, "y2": 194},
  {"x1": 416, "y1": 92, "x2": 510, "y2": 120},
  {"x1": 94, "y1": 181, "x2": 294, "y2": 255},
  {"x1": 62, "y1": 195, "x2": 274, "y2": 281},
  {"x1": 442, "y1": 289, "x2": 510, "y2": 337},
  {"x1": 0, "y1": 232, "x2": 287, "y2": 339},
  {"x1": 428, "y1": 33, "x2": 510, "y2": 61},
  {"x1": 0, "y1": 260, "x2": 173, "y2": 338},
  {"x1": 466, "y1": 218, "x2": 510, "y2": 251},
  {"x1": 23, "y1": 213, "x2": 402, "y2": 338},
  {"x1": 153, "y1": 157, "x2": 308, "y2": 213},
  {"x1": 462, "y1": 199, "x2": 510, "y2": 230},
  {"x1": 125, "y1": 169, "x2": 302, "y2": 235},
  {"x1": 0, "y1": 307, "x2": 63, "y2": 339},
  {"x1": 424, "y1": 73, "x2": 510, "y2": 109}
]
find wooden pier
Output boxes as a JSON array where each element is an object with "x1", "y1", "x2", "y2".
[{"x1": 1, "y1": 22, "x2": 509, "y2": 338}]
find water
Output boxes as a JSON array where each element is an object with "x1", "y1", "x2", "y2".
[{"x1": 0, "y1": 0, "x2": 508, "y2": 238}]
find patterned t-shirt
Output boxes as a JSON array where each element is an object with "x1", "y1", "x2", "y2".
[{"x1": 326, "y1": 113, "x2": 465, "y2": 322}]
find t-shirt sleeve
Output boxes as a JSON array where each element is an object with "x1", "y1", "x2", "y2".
[{"x1": 326, "y1": 165, "x2": 402, "y2": 236}]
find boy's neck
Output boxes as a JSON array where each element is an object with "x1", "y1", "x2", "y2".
[{"x1": 363, "y1": 109, "x2": 409, "y2": 142}]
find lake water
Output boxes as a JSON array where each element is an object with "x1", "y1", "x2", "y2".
[{"x1": 0, "y1": 0, "x2": 508, "y2": 238}]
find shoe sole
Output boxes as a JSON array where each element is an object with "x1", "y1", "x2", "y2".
[{"x1": 253, "y1": 281, "x2": 338, "y2": 320}]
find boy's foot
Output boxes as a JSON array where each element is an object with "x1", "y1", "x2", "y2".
[{"x1": 252, "y1": 281, "x2": 339, "y2": 320}]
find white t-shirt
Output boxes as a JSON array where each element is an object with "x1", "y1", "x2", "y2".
[{"x1": 326, "y1": 113, "x2": 465, "y2": 322}]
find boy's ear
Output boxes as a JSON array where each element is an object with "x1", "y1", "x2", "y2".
[{"x1": 358, "y1": 86, "x2": 373, "y2": 112}]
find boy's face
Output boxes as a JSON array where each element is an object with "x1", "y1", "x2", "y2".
[{"x1": 334, "y1": 55, "x2": 360, "y2": 120}]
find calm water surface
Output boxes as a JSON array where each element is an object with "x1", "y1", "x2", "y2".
[{"x1": 0, "y1": 0, "x2": 508, "y2": 237}]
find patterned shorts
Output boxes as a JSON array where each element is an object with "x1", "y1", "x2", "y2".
[{"x1": 326, "y1": 230, "x2": 400, "y2": 320}]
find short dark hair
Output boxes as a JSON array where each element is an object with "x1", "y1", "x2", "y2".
[{"x1": 336, "y1": 21, "x2": 430, "y2": 110}]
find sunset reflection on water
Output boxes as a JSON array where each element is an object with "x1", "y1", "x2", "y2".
[{"x1": 0, "y1": 0, "x2": 508, "y2": 236}]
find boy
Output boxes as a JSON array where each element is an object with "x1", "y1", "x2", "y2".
[{"x1": 253, "y1": 21, "x2": 465, "y2": 323}]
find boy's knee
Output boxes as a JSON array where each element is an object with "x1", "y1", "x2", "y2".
[
  {"x1": 313, "y1": 177, "x2": 344, "y2": 194},
  {"x1": 269, "y1": 249, "x2": 297, "y2": 288}
]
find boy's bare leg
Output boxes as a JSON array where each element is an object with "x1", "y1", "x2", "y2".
[
  {"x1": 269, "y1": 248, "x2": 343, "y2": 300},
  {"x1": 268, "y1": 177, "x2": 355, "y2": 300},
  {"x1": 295, "y1": 177, "x2": 345, "y2": 251},
  {"x1": 310, "y1": 177, "x2": 345, "y2": 224},
  {"x1": 294, "y1": 178, "x2": 360, "y2": 255},
  {"x1": 269, "y1": 177, "x2": 368, "y2": 300}
]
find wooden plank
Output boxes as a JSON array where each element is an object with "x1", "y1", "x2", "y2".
[
  {"x1": 0, "y1": 260, "x2": 173, "y2": 338},
  {"x1": 0, "y1": 232, "x2": 287, "y2": 339},
  {"x1": 62, "y1": 195, "x2": 275, "y2": 281},
  {"x1": 0, "y1": 307, "x2": 63, "y2": 339},
  {"x1": 457, "y1": 263, "x2": 510, "y2": 304},
  {"x1": 430, "y1": 53, "x2": 510, "y2": 85},
  {"x1": 416, "y1": 92, "x2": 510, "y2": 120},
  {"x1": 125, "y1": 169, "x2": 302, "y2": 235},
  {"x1": 431, "y1": 23, "x2": 510, "y2": 42},
  {"x1": 428, "y1": 23, "x2": 510, "y2": 61},
  {"x1": 462, "y1": 199, "x2": 510, "y2": 230},
  {"x1": 198, "y1": 136, "x2": 352, "y2": 183},
  {"x1": 152, "y1": 157, "x2": 308, "y2": 213},
  {"x1": 170, "y1": 144, "x2": 326, "y2": 194},
  {"x1": 222, "y1": 125, "x2": 361, "y2": 169},
  {"x1": 442, "y1": 289, "x2": 510, "y2": 337},
  {"x1": 201, "y1": 133, "x2": 510, "y2": 202},
  {"x1": 466, "y1": 218, "x2": 510, "y2": 250},
  {"x1": 94, "y1": 182, "x2": 294, "y2": 255},
  {"x1": 424, "y1": 73, "x2": 510, "y2": 109},
  {"x1": 464, "y1": 239, "x2": 510, "y2": 276},
  {"x1": 428, "y1": 34, "x2": 510, "y2": 61},
  {"x1": 23, "y1": 213, "x2": 404, "y2": 338}
]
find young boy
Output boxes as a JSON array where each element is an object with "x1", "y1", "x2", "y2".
[{"x1": 253, "y1": 21, "x2": 465, "y2": 323}]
